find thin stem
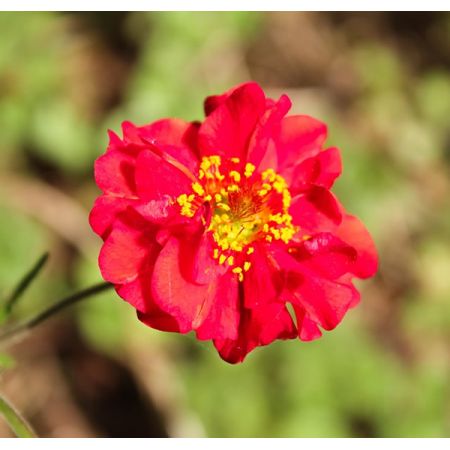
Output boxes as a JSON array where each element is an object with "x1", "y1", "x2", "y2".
[
  {"x1": 3, "y1": 252, "x2": 49, "y2": 315},
  {"x1": 0, "y1": 282, "x2": 113, "y2": 348},
  {"x1": 0, "y1": 394, "x2": 36, "y2": 438}
]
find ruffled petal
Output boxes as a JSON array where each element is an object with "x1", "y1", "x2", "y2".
[
  {"x1": 290, "y1": 147, "x2": 342, "y2": 194},
  {"x1": 195, "y1": 271, "x2": 239, "y2": 341},
  {"x1": 94, "y1": 150, "x2": 137, "y2": 197},
  {"x1": 291, "y1": 233, "x2": 357, "y2": 280},
  {"x1": 198, "y1": 82, "x2": 266, "y2": 161},
  {"x1": 247, "y1": 94, "x2": 291, "y2": 169},
  {"x1": 214, "y1": 302, "x2": 297, "y2": 364},
  {"x1": 289, "y1": 187, "x2": 343, "y2": 234},
  {"x1": 289, "y1": 269, "x2": 357, "y2": 331},
  {"x1": 336, "y1": 214, "x2": 379, "y2": 279},
  {"x1": 89, "y1": 195, "x2": 137, "y2": 239},
  {"x1": 243, "y1": 244, "x2": 282, "y2": 308},
  {"x1": 276, "y1": 115, "x2": 327, "y2": 173},
  {"x1": 134, "y1": 149, "x2": 193, "y2": 202},
  {"x1": 98, "y1": 221, "x2": 156, "y2": 285},
  {"x1": 136, "y1": 118, "x2": 200, "y2": 173},
  {"x1": 293, "y1": 304, "x2": 323, "y2": 341},
  {"x1": 151, "y1": 236, "x2": 226, "y2": 334}
]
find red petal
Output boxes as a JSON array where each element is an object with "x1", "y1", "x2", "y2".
[
  {"x1": 293, "y1": 305, "x2": 323, "y2": 341},
  {"x1": 287, "y1": 268, "x2": 358, "y2": 331},
  {"x1": 195, "y1": 271, "x2": 239, "y2": 341},
  {"x1": 136, "y1": 118, "x2": 199, "y2": 173},
  {"x1": 243, "y1": 244, "x2": 282, "y2": 308},
  {"x1": 290, "y1": 147, "x2": 342, "y2": 194},
  {"x1": 178, "y1": 231, "x2": 225, "y2": 285},
  {"x1": 276, "y1": 115, "x2": 327, "y2": 172},
  {"x1": 94, "y1": 150, "x2": 137, "y2": 197},
  {"x1": 89, "y1": 195, "x2": 136, "y2": 239},
  {"x1": 198, "y1": 82, "x2": 266, "y2": 161},
  {"x1": 134, "y1": 149, "x2": 193, "y2": 201},
  {"x1": 293, "y1": 233, "x2": 357, "y2": 280},
  {"x1": 289, "y1": 187, "x2": 343, "y2": 234},
  {"x1": 247, "y1": 94, "x2": 291, "y2": 169},
  {"x1": 99, "y1": 222, "x2": 156, "y2": 285},
  {"x1": 203, "y1": 82, "x2": 253, "y2": 116},
  {"x1": 137, "y1": 308, "x2": 181, "y2": 333},
  {"x1": 336, "y1": 214, "x2": 378, "y2": 279},
  {"x1": 214, "y1": 302, "x2": 297, "y2": 364},
  {"x1": 151, "y1": 236, "x2": 221, "y2": 334}
]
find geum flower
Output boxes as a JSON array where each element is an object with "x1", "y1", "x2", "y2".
[{"x1": 90, "y1": 82, "x2": 378, "y2": 363}]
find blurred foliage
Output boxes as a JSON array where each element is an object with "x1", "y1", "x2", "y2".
[{"x1": 0, "y1": 11, "x2": 449, "y2": 437}]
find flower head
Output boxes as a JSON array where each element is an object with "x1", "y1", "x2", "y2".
[{"x1": 89, "y1": 82, "x2": 378, "y2": 363}]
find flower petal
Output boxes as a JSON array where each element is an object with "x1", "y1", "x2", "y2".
[
  {"x1": 134, "y1": 149, "x2": 193, "y2": 201},
  {"x1": 276, "y1": 115, "x2": 327, "y2": 173},
  {"x1": 243, "y1": 244, "x2": 282, "y2": 308},
  {"x1": 94, "y1": 150, "x2": 137, "y2": 197},
  {"x1": 289, "y1": 187, "x2": 343, "y2": 234},
  {"x1": 292, "y1": 233, "x2": 357, "y2": 280},
  {"x1": 99, "y1": 221, "x2": 156, "y2": 285},
  {"x1": 336, "y1": 214, "x2": 379, "y2": 279},
  {"x1": 136, "y1": 118, "x2": 200, "y2": 173},
  {"x1": 195, "y1": 271, "x2": 239, "y2": 341},
  {"x1": 292, "y1": 305, "x2": 323, "y2": 341},
  {"x1": 287, "y1": 268, "x2": 358, "y2": 331},
  {"x1": 290, "y1": 147, "x2": 342, "y2": 194},
  {"x1": 89, "y1": 195, "x2": 136, "y2": 239},
  {"x1": 214, "y1": 302, "x2": 297, "y2": 364},
  {"x1": 247, "y1": 94, "x2": 291, "y2": 169},
  {"x1": 151, "y1": 236, "x2": 220, "y2": 333},
  {"x1": 198, "y1": 82, "x2": 266, "y2": 161}
]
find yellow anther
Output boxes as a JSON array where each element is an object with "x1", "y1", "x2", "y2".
[
  {"x1": 204, "y1": 194, "x2": 212, "y2": 201},
  {"x1": 229, "y1": 170, "x2": 241, "y2": 183},
  {"x1": 263, "y1": 223, "x2": 269, "y2": 233},
  {"x1": 192, "y1": 182, "x2": 205, "y2": 196},
  {"x1": 213, "y1": 249, "x2": 219, "y2": 259},
  {"x1": 214, "y1": 193, "x2": 222, "y2": 202},
  {"x1": 232, "y1": 267, "x2": 242, "y2": 274},
  {"x1": 221, "y1": 214, "x2": 230, "y2": 222},
  {"x1": 231, "y1": 157, "x2": 240, "y2": 163},
  {"x1": 244, "y1": 163, "x2": 255, "y2": 178},
  {"x1": 266, "y1": 235, "x2": 273, "y2": 242},
  {"x1": 210, "y1": 155, "x2": 221, "y2": 166},
  {"x1": 219, "y1": 254, "x2": 227, "y2": 265},
  {"x1": 238, "y1": 273, "x2": 244, "y2": 282},
  {"x1": 243, "y1": 261, "x2": 251, "y2": 272},
  {"x1": 227, "y1": 184, "x2": 239, "y2": 192},
  {"x1": 177, "y1": 194, "x2": 187, "y2": 205},
  {"x1": 246, "y1": 247, "x2": 254, "y2": 255},
  {"x1": 217, "y1": 203, "x2": 231, "y2": 211},
  {"x1": 227, "y1": 255, "x2": 234, "y2": 266}
]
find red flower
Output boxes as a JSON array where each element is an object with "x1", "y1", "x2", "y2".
[{"x1": 89, "y1": 82, "x2": 378, "y2": 363}]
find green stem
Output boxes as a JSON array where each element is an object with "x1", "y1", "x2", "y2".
[
  {"x1": 0, "y1": 394, "x2": 36, "y2": 438},
  {"x1": 3, "y1": 252, "x2": 49, "y2": 315},
  {"x1": 0, "y1": 282, "x2": 113, "y2": 348}
]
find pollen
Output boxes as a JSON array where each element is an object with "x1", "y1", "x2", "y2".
[
  {"x1": 176, "y1": 155, "x2": 298, "y2": 280},
  {"x1": 244, "y1": 163, "x2": 255, "y2": 178}
]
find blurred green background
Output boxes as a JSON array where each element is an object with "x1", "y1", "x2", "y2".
[{"x1": 0, "y1": 11, "x2": 449, "y2": 437}]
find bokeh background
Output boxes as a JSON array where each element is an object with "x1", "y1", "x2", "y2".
[{"x1": 0, "y1": 11, "x2": 449, "y2": 437}]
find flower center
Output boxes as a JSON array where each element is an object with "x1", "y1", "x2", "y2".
[{"x1": 176, "y1": 155, "x2": 296, "y2": 281}]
